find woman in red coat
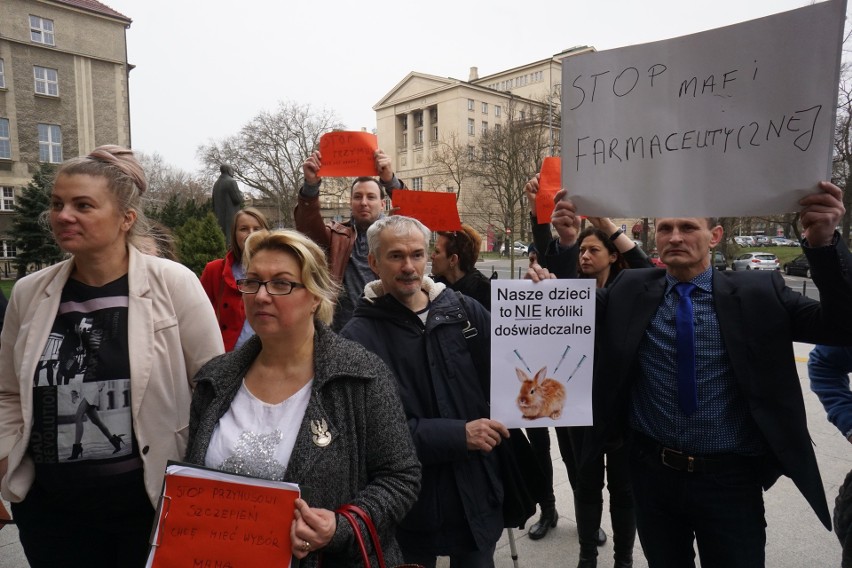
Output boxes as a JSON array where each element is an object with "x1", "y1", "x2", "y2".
[{"x1": 200, "y1": 207, "x2": 269, "y2": 351}]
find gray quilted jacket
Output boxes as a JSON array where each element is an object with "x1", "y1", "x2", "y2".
[{"x1": 185, "y1": 323, "x2": 421, "y2": 567}]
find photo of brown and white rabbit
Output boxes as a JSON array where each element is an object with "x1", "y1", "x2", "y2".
[{"x1": 516, "y1": 366, "x2": 566, "y2": 420}]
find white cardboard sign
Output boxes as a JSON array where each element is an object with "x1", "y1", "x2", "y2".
[
  {"x1": 490, "y1": 279, "x2": 595, "y2": 429},
  {"x1": 561, "y1": 0, "x2": 846, "y2": 217}
]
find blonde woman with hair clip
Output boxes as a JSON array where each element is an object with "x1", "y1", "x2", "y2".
[{"x1": 0, "y1": 145, "x2": 224, "y2": 567}]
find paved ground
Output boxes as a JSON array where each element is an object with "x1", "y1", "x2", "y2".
[{"x1": 1, "y1": 341, "x2": 849, "y2": 567}]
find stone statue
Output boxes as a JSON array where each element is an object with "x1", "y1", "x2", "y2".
[{"x1": 211, "y1": 164, "x2": 243, "y2": 243}]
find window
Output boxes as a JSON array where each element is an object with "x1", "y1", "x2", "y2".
[
  {"x1": 0, "y1": 59, "x2": 5, "y2": 89},
  {"x1": 481, "y1": 121, "x2": 488, "y2": 135},
  {"x1": 494, "y1": 123, "x2": 502, "y2": 133},
  {"x1": 401, "y1": 132, "x2": 407, "y2": 146},
  {"x1": 412, "y1": 177, "x2": 423, "y2": 190},
  {"x1": 468, "y1": 99, "x2": 475, "y2": 111},
  {"x1": 0, "y1": 119, "x2": 10, "y2": 159},
  {"x1": 401, "y1": 116, "x2": 408, "y2": 130},
  {"x1": 38, "y1": 123, "x2": 62, "y2": 163},
  {"x1": 30, "y1": 15, "x2": 55, "y2": 46},
  {"x1": 467, "y1": 146, "x2": 475, "y2": 161},
  {"x1": 482, "y1": 102, "x2": 488, "y2": 114},
  {"x1": 431, "y1": 108, "x2": 438, "y2": 123},
  {"x1": 34, "y1": 66, "x2": 59, "y2": 97},
  {"x1": 0, "y1": 187, "x2": 13, "y2": 211},
  {"x1": 415, "y1": 129, "x2": 423, "y2": 144},
  {"x1": 495, "y1": 105, "x2": 501, "y2": 118},
  {"x1": 432, "y1": 126, "x2": 438, "y2": 141},
  {"x1": 416, "y1": 112, "x2": 423, "y2": 127},
  {"x1": 468, "y1": 118, "x2": 475, "y2": 136},
  {"x1": 2, "y1": 240, "x2": 16, "y2": 258},
  {"x1": 519, "y1": 110, "x2": 526, "y2": 121}
]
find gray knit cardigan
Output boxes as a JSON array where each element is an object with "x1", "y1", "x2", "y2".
[{"x1": 185, "y1": 323, "x2": 421, "y2": 567}]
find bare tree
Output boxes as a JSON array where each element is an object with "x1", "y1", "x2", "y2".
[
  {"x1": 467, "y1": 101, "x2": 552, "y2": 255},
  {"x1": 833, "y1": 30, "x2": 852, "y2": 243},
  {"x1": 137, "y1": 151, "x2": 209, "y2": 208},
  {"x1": 197, "y1": 101, "x2": 343, "y2": 227},
  {"x1": 430, "y1": 132, "x2": 475, "y2": 203}
]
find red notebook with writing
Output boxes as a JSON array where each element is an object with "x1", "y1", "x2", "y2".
[{"x1": 146, "y1": 462, "x2": 301, "y2": 568}]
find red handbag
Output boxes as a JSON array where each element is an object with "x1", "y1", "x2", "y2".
[{"x1": 320, "y1": 503, "x2": 423, "y2": 568}]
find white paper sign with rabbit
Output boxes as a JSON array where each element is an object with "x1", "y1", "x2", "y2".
[{"x1": 490, "y1": 278, "x2": 595, "y2": 428}]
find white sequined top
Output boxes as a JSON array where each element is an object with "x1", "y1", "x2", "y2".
[{"x1": 205, "y1": 378, "x2": 313, "y2": 480}]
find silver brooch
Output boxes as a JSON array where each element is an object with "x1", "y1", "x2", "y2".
[{"x1": 311, "y1": 419, "x2": 332, "y2": 447}]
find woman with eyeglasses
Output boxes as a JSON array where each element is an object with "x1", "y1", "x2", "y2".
[
  {"x1": 430, "y1": 224, "x2": 492, "y2": 310},
  {"x1": 200, "y1": 207, "x2": 270, "y2": 351},
  {"x1": 185, "y1": 229, "x2": 420, "y2": 566}
]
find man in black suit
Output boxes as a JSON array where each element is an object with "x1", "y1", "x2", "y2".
[{"x1": 529, "y1": 181, "x2": 852, "y2": 568}]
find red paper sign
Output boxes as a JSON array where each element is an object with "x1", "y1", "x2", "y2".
[
  {"x1": 536, "y1": 156, "x2": 562, "y2": 222},
  {"x1": 149, "y1": 466, "x2": 299, "y2": 568},
  {"x1": 317, "y1": 131, "x2": 379, "y2": 177},
  {"x1": 391, "y1": 190, "x2": 462, "y2": 231}
]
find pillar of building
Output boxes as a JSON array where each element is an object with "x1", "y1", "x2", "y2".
[
  {"x1": 406, "y1": 110, "x2": 415, "y2": 168},
  {"x1": 422, "y1": 107, "x2": 431, "y2": 163}
]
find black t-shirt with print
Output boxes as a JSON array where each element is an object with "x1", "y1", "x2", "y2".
[{"x1": 29, "y1": 274, "x2": 143, "y2": 491}]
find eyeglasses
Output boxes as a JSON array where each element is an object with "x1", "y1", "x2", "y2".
[{"x1": 236, "y1": 278, "x2": 305, "y2": 296}]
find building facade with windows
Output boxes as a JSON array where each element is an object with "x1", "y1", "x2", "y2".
[
  {"x1": 0, "y1": 0, "x2": 132, "y2": 267},
  {"x1": 373, "y1": 47, "x2": 593, "y2": 245}
]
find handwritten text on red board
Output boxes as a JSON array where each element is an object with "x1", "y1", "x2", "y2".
[
  {"x1": 317, "y1": 131, "x2": 379, "y2": 177},
  {"x1": 151, "y1": 475, "x2": 298, "y2": 568}
]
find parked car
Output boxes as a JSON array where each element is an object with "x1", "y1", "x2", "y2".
[
  {"x1": 731, "y1": 252, "x2": 780, "y2": 271},
  {"x1": 753, "y1": 235, "x2": 773, "y2": 247},
  {"x1": 712, "y1": 251, "x2": 727, "y2": 270},
  {"x1": 783, "y1": 254, "x2": 811, "y2": 278},
  {"x1": 733, "y1": 236, "x2": 756, "y2": 247},
  {"x1": 771, "y1": 237, "x2": 799, "y2": 247},
  {"x1": 648, "y1": 251, "x2": 666, "y2": 268},
  {"x1": 502, "y1": 241, "x2": 528, "y2": 257}
]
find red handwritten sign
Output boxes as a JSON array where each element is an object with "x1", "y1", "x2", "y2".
[
  {"x1": 317, "y1": 131, "x2": 379, "y2": 177},
  {"x1": 392, "y1": 190, "x2": 462, "y2": 231},
  {"x1": 536, "y1": 156, "x2": 562, "y2": 222},
  {"x1": 148, "y1": 466, "x2": 299, "y2": 568}
]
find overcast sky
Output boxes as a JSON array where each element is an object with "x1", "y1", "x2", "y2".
[{"x1": 102, "y1": 0, "x2": 848, "y2": 175}]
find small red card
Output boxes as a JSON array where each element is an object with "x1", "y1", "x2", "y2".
[{"x1": 392, "y1": 190, "x2": 462, "y2": 231}]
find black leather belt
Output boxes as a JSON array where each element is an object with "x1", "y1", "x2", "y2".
[{"x1": 632, "y1": 431, "x2": 759, "y2": 474}]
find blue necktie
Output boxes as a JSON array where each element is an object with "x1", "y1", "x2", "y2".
[{"x1": 674, "y1": 282, "x2": 698, "y2": 415}]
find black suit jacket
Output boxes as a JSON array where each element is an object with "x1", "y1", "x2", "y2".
[{"x1": 588, "y1": 238, "x2": 852, "y2": 530}]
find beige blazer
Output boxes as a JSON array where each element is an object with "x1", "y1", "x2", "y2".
[{"x1": 0, "y1": 246, "x2": 224, "y2": 506}]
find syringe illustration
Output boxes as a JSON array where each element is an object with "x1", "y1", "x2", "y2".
[
  {"x1": 513, "y1": 349, "x2": 532, "y2": 373},
  {"x1": 553, "y1": 345, "x2": 571, "y2": 374},
  {"x1": 566, "y1": 354, "x2": 587, "y2": 383}
]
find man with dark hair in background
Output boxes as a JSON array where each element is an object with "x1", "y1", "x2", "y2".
[{"x1": 295, "y1": 149, "x2": 405, "y2": 330}]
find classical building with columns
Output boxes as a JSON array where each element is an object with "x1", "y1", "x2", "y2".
[
  {"x1": 0, "y1": 0, "x2": 131, "y2": 268},
  {"x1": 373, "y1": 47, "x2": 595, "y2": 247}
]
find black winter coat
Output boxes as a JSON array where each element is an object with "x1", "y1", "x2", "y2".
[{"x1": 341, "y1": 279, "x2": 503, "y2": 555}]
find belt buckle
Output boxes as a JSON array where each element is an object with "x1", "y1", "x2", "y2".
[{"x1": 660, "y1": 447, "x2": 695, "y2": 472}]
